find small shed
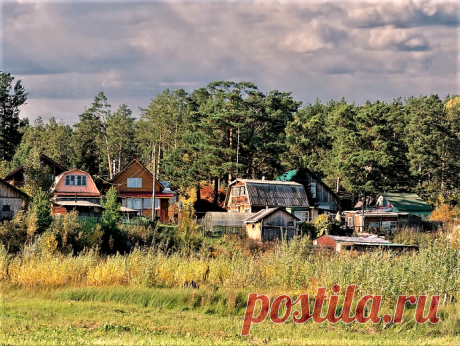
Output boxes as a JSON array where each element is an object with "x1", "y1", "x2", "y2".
[
  {"x1": 0, "y1": 178, "x2": 29, "y2": 220},
  {"x1": 244, "y1": 207, "x2": 300, "y2": 241},
  {"x1": 204, "y1": 212, "x2": 255, "y2": 235},
  {"x1": 313, "y1": 235, "x2": 418, "y2": 253},
  {"x1": 344, "y1": 210, "x2": 422, "y2": 233}
]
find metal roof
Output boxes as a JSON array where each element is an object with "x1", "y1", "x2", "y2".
[
  {"x1": 120, "y1": 206, "x2": 138, "y2": 212},
  {"x1": 244, "y1": 207, "x2": 300, "y2": 223},
  {"x1": 381, "y1": 193, "x2": 432, "y2": 212},
  {"x1": 55, "y1": 201, "x2": 102, "y2": 207},
  {"x1": 321, "y1": 235, "x2": 392, "y2": 244}
]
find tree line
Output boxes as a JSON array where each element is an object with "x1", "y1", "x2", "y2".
[{"x1": 1, "y1": 70, "x2": 459, "y2": 206}]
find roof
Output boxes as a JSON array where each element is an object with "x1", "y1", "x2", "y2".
[
  {"x1": 121, "y1": 206, "x2": 138, "y2": 212},
  {"x1": 229, "y1": 179, "x2": 309, "y2": 208},
  {"x1": 117, "y1": 192, "x2": 174, "y2": 198},
  {"x1": 5, "y1": 153, "x2": 68, "y2": 181},
  {"x1": 344, "y1": 211, "x2": 409, "y2": 217},
  {"x1": 244, "y1": 207, "x2": 300, "y2": 223},
  {"x1": 55, "y1": 201, "x2": 102, "y2": 208},
  {"x1": 276, "y1": 168, "x2": 341, "y2": 203},
  {"x1": 51, "y1": 169, "x2": 101, "y2": 195},
  {"x1": 110, "y1": 159, "x2": 165, "y2": 191},
  {"x1": 381, "y1": 193, "x2": 432, "y2": 212},
  {"x1": 0, "y1": 177, "x2": 29, "y2": 199},
  {"x1": 317, "y1": 235, "x2": 392, "y2": 244}
]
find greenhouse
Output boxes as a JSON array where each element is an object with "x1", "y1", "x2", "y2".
[{"x1": 204, "y1": 212, "x2": 255, "y2": 235}]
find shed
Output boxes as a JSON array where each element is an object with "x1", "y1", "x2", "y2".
[
  {"x1": 313, "y1": 235, "x2": 418, "y2": 253},
  {"x1": 377, "y1": 193, "x2": 432, "y2": 216},
  {"x1": 244, "y1": 207, "x2": 300, "y2": 241},
  {"x1": 204, "y1": 212, "x2": 255, "y2": 235},
  {"x1": 344, "y1": 210, "x2": 422, "y2": 233},
  {"x1": 0, "y1": 178, "x2": 29, "y2": 220}
]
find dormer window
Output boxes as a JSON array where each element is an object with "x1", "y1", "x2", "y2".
[{"x1": 65, "y1": 175, "x2": 87, "y2": 186}]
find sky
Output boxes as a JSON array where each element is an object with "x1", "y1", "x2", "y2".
[{"x1": 1, "y1": 0, "x2": 459, "y2": 124}]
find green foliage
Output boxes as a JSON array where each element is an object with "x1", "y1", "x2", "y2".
[
  {"x1": 22, "y1": 149, "x2": 54, "y2": 198},
  {"x1": 314, "y1": 214, "x2": 334, "y2": 236},
  {"x1": 30, "y1": 188, "x2": 53, "y2": 236},
  {"x1": 101, "y1": 187, "x2": 121, "y2": 229}
]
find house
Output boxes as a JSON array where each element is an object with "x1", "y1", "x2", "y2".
[
  {"x1": 244, "y1": 207, "x2": 300, "y2": 241},
  {"x1": 375, "y1": 193, "x2": 432, "y2": 217},
  {"x1": 50, "y1": 169, "x2": 103, "y2": 216},
  {"x1": 313, "y1": 235, "x2": 418, "y2": 253},
  {"x1": 343, "y1": 210, "x2": 422, "y2": 233},
  {"x1": 224, "y1": 178, "x2": 310, "y2": 221},
  {"x1": 5, "y1": 154, "x2": 68, "y2": 188},
  {"x1": 109, "y1": 159, "x2": 174, "y2": 222},
  {"x1": 277, "y1": 168, "x2": 342, "y2": 219},
  {"x1": 0, "y1": 177, "x2": 29, "y2": 220}
]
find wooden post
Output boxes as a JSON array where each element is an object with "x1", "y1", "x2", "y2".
[{"x1": 152, "y1": 144, "x2": 156, "y2": 222}]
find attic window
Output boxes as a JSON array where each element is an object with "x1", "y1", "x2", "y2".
[
  {"x1": 65, "y1": 175, "x2": 87, "y2": 186},
  {"x1": 127, "y1": 178, "x2": 142, "y2": 188}
]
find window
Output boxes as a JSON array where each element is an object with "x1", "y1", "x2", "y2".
[
  {"x1": 65, "y1": 175, "x2": 87, "y2": 186},
  {"x1": 381, "y1": 221, "x2": 397, "y2": 231},
  {"x1": 127, "y1": 178, "x2": 142, "y2": 188},
  {"x1": 294, "y1": 211, "x2": 309, "y2": 222},
  {"x1": 232, "y1": 186, "x2": 246, "y2": 197},
  {"x1": 143, "y1": 198, "x2": 160, "y2": 210},
  {"x1": 368, "y1": 222, "x2": 380, "y2": 229},
  {"x1": 2, "y1": 205, "x2": 10, "y2": 211},
  {"x1": 348, "y1": 217, "x2": 353, "y2": 227},
  {"x1": 310, "y1": 181, "x2": 317, "y2": 199},
  {"x1": 127, "y1": 198, "x2": 142, "y2": 209}
]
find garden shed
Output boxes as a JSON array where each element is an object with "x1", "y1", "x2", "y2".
[{"x1": 203, "y1": 212, "x2": 255, "y2": 235}]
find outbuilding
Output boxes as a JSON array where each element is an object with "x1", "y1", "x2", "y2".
[
  {"x1": 0, "y1": 177, "x2": 29, "y2": 220},
  {"x1": 313, "y1": 235, "x2": 418, "y2": 253},
  {"x1": 244, "y1": 207, "x2": 300, "y2": 241}
]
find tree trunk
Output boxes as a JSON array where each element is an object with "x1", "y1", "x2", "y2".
[{"x1": 213, "y1": 178, "x2": 219, "y2": 206}]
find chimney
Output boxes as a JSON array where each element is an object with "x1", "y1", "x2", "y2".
[{"x1": 262, "y1": 176, "x2": 266, "y2": 181}]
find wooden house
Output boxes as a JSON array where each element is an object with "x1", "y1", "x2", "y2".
[
  {"x1": 343, "y1": 210, "x2": 422, "y2": 233},
  {"x1": 109, "y1": 159, "x2": 174, "y2": 222},
  {"x1": 277, "y1": 168, "x2": 342, "y2": 219},
  {"x1": 50, "y1": 169, "x2": 103, "y2": 216},
  {"x1": 5, "y1": 154, "x2": 68, "y2": 188},
  {"x1": 244, "y1": 207, "x2": 300, "y2": 241},
  {"x1": 0, "y1": 177, "x2": 29, "y2": 220},
  {"x1": 313, "y1": 235, "x2": 418, "y2": 253},
  {"x1": 376, "y1": 193, "x2": 432, "y2": 217},
  {"x1": 224, "y1": 179, "x2": 310, "y2": 219}
]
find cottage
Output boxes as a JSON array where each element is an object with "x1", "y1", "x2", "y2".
[
  {"x1": 5, "y1": 154, "x2": 68, "y2": 188},
  {"x1": 0, "y1": 178, "x2": 29, "y2": 220},
  {"x1": 344, "y1": 210, "x2": 422, "y2": 233},
  {"x1": 225, "y1": 179, "x2": 310, "y2": 221},
  {"x1": 244, "y1": 207, "x2": 300, "y2": 241},
  {"x1": 313, "y1": 235, "x2": 418, "y2": 253},
  {"x1": 277, "y1": 168, "x2": 341, "y2": 216},
  {"x1": 109, "y1": 159, "x2": 174, "y2": 222},
  {"x1": 376, "y1": 193, "x2": 432, "y2": 217},
  {"x1": 50, "y1": 169, "x2": 102, "y2": 216}
]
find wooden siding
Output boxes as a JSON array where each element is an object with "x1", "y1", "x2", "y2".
[
  {"x1": 0, "y1": 180, "x2": 27, "y2": 217},
  {"x1": 246, "y1": 209, "x2": 297, "y2": 241},
  {"x1": 54, "y1": 170, "x2": 100, "y2": 195},
  {"x1": 112, "y1": 161, "x2": 163, "y2": 193}
]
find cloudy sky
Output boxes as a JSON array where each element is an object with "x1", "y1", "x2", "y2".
[{"x1": 1, "y1": 0, "x2": 458, "y2": 124}]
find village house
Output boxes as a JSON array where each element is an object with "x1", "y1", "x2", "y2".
[
  {"x1": 50, "y1": 169, "x2": 103, "y2": 216},
  {"x1": 224, "y1": 178, "x2": 310, "y2": 220},
  {"x1": 375, "y1": 193, "x2": 432, "y2": 217},
  {"x1": 313, "y1": 235, "x2": 418, "y2": 253},
  {"x1": 244, "y1": 207, "x2": 300, "y2": 241},
  {"x1": 5, "y1": 153, "x2": 68, "y2": 188},
  {"x1": 0, "y1": 177, "x2": 29, "y2": 220},
  {"x1": 277, "y1": 168, "x2": 342, "y2": 220},
  {"x1": 109, "y1": 159, "x2": 174, "y2": 222},
  {"x1": 344, "y1": 210, "x2": 422, "y2": 233}
]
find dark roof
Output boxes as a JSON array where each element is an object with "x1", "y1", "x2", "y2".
[
  {"x1": 244, "y1": 207, "x2": 300, "y2": 223},
  {"x1": 5, "y1": 153, "x2": 67, "y2": 181},
  {"x1": 231, "y1": 179, "x2": 309, "y2": 208},
  {"x1": 381, "y1": 193, "x2": 432, "y2": 212},
  {"x1": 0, "y1": 177, "x2": 29, "y2": 199}
]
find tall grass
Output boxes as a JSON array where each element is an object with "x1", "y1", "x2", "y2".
[{"x1": 1, "y1": 234, "x2": 459, "y2": 299}]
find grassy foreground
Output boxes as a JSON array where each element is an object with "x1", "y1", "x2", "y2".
[{"x1": 1, "y1": 285, "x2": 460, "y2": 346}]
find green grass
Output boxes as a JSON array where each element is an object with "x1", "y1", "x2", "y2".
[{"x1": 1, "y1": 285, "x2": 460, "y2": 345}]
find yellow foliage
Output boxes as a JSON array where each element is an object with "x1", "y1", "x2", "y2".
[{"x1": 445, "y1": 96, "x2": 460, "y2": 110}]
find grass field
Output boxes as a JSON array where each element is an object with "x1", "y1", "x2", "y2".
[{"x1": 1, "y1": 285, "x2": 460, "y2": 346}]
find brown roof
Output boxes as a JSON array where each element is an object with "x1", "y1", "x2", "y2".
[
  {"x1": 5, "y1": 153, "x2": 68, "y2": 181},
  {"x1": 0, "y1": 177, "x2": 29, "y2": 199},
  {"x1": 110, "y1": 159, "x2": 164, "y2": 191}
]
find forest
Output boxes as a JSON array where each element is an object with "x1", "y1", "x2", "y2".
[{"x1": 1, "y1": 70, "x2": 460, "y2": 206}]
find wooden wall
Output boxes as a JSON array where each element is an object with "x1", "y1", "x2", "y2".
[
  {"x1": 113, "y1": 162, "x2": 163, "y2": 193},
  {"x1": 0, "y1": 180, "x2": 26, "y2": 216}
]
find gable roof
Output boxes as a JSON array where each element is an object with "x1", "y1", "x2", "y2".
[
  {"x1": 5, "y1": 154, "x2": 68, "y2": 181},
  {"x1": 277, "y1": 168, "x2": 341, "y2": 203},
  {"x1": 0, "y1": 177, "x2": 29, "y2": 199},
  {"x1": 381, "y1": 193, "x2": 432, "y2": 212},
  {"x1": 110, "y1": 159, "x2": 164, "y2": 191},
  {"x1": 229, "y1": 179, "x2": 309, "y2": 208},
  {"x1": 244, "y1": 207, "x2": 300, "y2": 223}
]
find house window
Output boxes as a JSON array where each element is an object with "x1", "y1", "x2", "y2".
[
  {"x1": 127, "y1": 178, "x2": 142, "y2": 188},
  {"x1": 381, "y1": 221, "x2": 397, "y2": 231},
  {"x1": 143, "y1": 198, "x2": 160, "y2": 210},
  {"x1": 127, "y1": 198, "x2": 142, "y2": 210},
  {"x1": 294, "y1": 211, "x2": 309, "y2": 222},
  {"x1": 65, "y1": 175, "x2": 87, "y2": 186},
  {"x1": 2, "y1": 205, "x2": 10, "y2": 211},
  {"x1": 368, "y1": 222, "x2": 380, "y2": 229},
  {"x1": 348, "y1": 217, "x2": 353, "y2": 227},
  {"x1": 310, "y1": 181, "x2": 317, "y2": 199}
]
